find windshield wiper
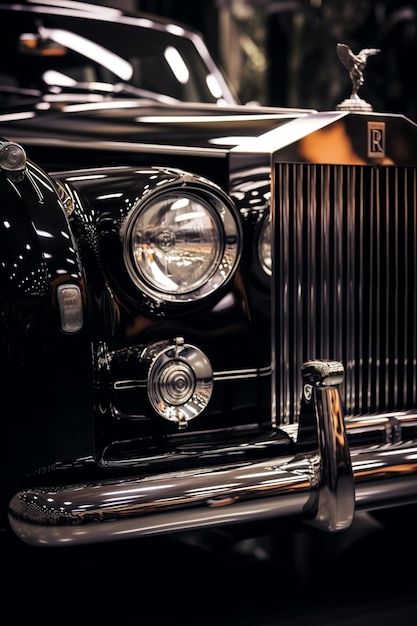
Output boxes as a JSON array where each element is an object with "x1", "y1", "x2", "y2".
[
  {"x1": 43, "y1": 77, "x2": 181, "y2": 104},
  {"x1": 112, "y1": 82, "x2": 181, "y2": 104}
]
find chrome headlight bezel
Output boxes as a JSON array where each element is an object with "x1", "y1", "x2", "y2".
[{"x1": 122, "y1": 180, "x2": 241, "y2": 303}]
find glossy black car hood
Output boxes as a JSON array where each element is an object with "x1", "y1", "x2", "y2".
[
  {"x1": 2, "y1": 98, "x2": 417, "y2": 173},
  {"x1": 0, "y1": 99, "x2": 312, "y2": 151}
]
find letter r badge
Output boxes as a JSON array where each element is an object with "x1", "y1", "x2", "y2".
[{"x1": 368, "y1": 121, "x2": 385, "y2": 158}]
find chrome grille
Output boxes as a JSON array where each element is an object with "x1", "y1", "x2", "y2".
[{"x1": 273, "y1": 163, "x2": 417, "y2": 423}]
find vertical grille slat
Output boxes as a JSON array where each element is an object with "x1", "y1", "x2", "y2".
[
  {"x1": 274, "y1": 163, "x2": 417, "y2": 423},
  {"x1": 413, "y1": 169, "x2": 417, "y2": 407}
]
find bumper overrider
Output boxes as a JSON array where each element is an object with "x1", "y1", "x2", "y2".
[{"x1": 8, "y1": 360, "x2": 417, "y2": 547}]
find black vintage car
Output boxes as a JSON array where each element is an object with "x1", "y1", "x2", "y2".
[{"x1": 1, "y1": 1, "x2": 417, "y2": 549}]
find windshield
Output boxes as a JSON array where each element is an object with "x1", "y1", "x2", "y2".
[{"x1": 0, "y1": 7, "x2": 236, "y2": 105}]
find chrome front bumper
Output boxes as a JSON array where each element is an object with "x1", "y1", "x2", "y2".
[{"x1": 9, "y1": 361, "x2": 417, "y2": 547}]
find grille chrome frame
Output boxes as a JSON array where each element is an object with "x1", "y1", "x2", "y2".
[{"x1": 273, "y1": 162, "x2": 417, "y2": 424}]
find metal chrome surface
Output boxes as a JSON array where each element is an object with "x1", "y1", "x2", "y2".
[
  {"x1": 273, "y1": 161, "x2": 417, "y2": 424},
  {"x1": 9, "y1": 361, "x2": 417, "y2": 546}
]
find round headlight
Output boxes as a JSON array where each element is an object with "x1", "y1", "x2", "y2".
[
  {"x1": 258, "y1": 216, "x2": 272, "y2": 275},
  {"x1": 123, "y1": 186, "x2": 240, "y2": 303}
]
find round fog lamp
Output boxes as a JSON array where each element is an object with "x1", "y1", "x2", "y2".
[{"x1": 147, "y1": 337, "x2": 213, "y2": 428}]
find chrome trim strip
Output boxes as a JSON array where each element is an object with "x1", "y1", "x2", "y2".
[
  {"x1": 2, "y1": 136, "x2": 229, "y2": 158},
  {"x1": 113, "y1": 367, "x2": 271, "y2": 389},
  {"x1": 213, "y1": 367, "x2": 270, "y2": 381}
]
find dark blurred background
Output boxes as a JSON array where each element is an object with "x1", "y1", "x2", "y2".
[{"x1": 91, "y1": 0, "x2": 417, "y2": 118}]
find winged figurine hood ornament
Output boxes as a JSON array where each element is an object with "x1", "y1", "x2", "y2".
[{"x1": 336, "y1": 43, "x2": 380, "y2": 111}]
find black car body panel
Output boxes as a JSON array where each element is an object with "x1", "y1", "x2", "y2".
[
  {"x1": 1, "y1": 2, "x2": 417, "y2": 547},
  {"x1": 0, "y1": 156, "x2": 94, "y2": 509}
]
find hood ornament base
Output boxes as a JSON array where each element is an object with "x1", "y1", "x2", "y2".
[{"x1": 337, "y1": 94, "x2": 373, "y2": 112}]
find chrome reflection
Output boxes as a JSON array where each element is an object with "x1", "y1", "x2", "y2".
[
  {"x1": 145, "y1": 337, "x2": 213, "y2": 428},
  {"x1": 274, "y1": 163, "x2": 417, "y2": 423},
  {"x1": 9, "y1": 360, "x2": 417, "y2": 546},
  {"x1": 9, "y1": 436, "x2": 417, "y2": 547}
]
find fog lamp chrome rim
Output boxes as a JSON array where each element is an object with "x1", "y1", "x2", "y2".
[{"x1": 147, "y1": 337, "x2": 213, "y2": 428}]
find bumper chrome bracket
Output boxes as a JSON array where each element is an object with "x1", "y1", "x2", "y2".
[{"x1": 300, "y1": 360, "x2": 355, "y2": 532}]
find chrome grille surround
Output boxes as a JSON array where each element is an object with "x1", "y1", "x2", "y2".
[{"x1": 273, "y1": 162, "x2": 417, "y2": 424}]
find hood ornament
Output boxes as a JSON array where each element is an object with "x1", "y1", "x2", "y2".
[{"x1": 336, "y1": 43, "x2": 380, "y2": 111}]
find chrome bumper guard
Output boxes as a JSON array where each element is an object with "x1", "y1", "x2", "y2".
[{"x1": 9, "y1": 361, "x2": 417, "y2": 546}]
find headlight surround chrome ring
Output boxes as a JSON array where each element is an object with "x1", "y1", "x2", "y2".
[{"x1": 123, "y1": 182, "x2": 241, "y2": 303}]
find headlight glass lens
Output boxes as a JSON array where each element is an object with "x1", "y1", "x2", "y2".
[
  {"x1": 258, "y1": 216, "x2": 272, "y2": 275},
  {"x1": 124, "y1": 188, "x2": 240, "y2": 302}
]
